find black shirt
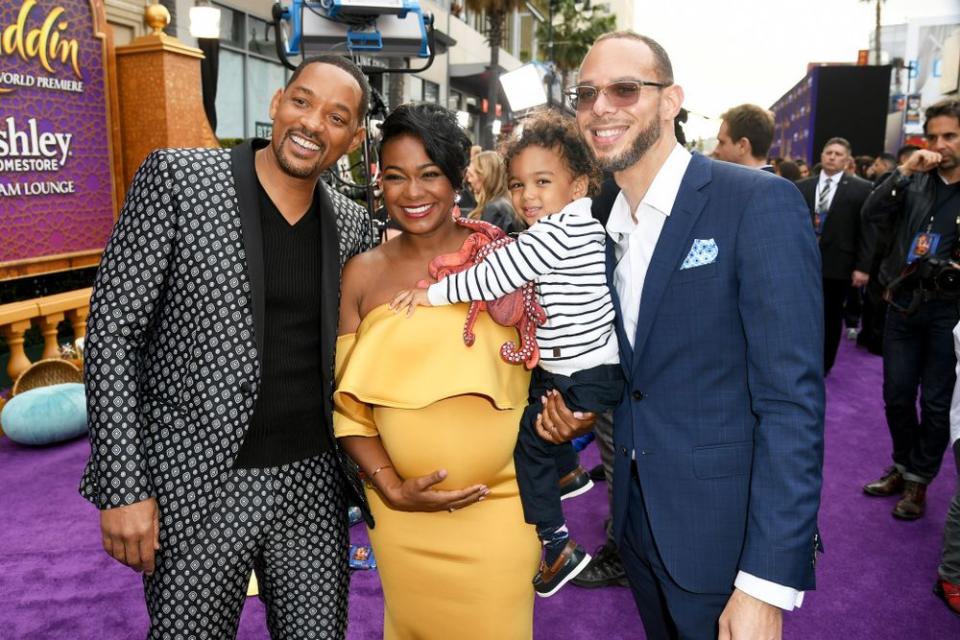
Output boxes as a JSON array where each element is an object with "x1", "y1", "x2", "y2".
[
  {"x1": 929, "y1": 176, "x2": 960, "y2": 261},
  {"x1": 234, "y1": 180, "x2": 331, "y2": 468}
]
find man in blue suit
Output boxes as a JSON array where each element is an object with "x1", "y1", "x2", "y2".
[{"x1": 539, "y1": 31, "x2": 824, "y2": 638}]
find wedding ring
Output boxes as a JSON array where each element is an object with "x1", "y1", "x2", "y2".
[{"x1": 448, "y1": 506, "x2": 455, "y2": 513}]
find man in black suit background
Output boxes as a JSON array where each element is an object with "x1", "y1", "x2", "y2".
[{"x1": 797, "y1": 137, "x2": 873, "y2": 375}]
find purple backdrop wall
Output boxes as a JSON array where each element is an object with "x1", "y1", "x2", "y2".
[
  {"x1": 0, "y1": 0, "x2": 114, "y2": 265},
  {"x1": 770, "y1": 71, "x2": 815, "y2": 165}
]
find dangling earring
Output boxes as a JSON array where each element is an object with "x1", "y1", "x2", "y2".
[{"x1": 451, "y1": 193, "x2": 462, "y2": 219}]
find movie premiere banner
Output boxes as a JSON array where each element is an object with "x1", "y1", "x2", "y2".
[{"x1": 0, "y1": 0, "x2": 115, "y2": 273}]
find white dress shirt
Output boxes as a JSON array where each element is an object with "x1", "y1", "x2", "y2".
[
  {"x1": 816, "y1": 170, "x2": 841, "y2": 212},
  {"x1": 605, "y1": 143, "x2": 805, "y2": 611},
  {"x1": 606, "y1": 144, "x2": 690, "y2": 348}
]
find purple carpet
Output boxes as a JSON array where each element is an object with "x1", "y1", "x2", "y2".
[{"x1": 1, "y1": 338, "x2": 958, "y2": 639}]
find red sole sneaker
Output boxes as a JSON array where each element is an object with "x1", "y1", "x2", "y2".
[{"x1": 934, "y1": 579, "x2": 960, "y2": 616}]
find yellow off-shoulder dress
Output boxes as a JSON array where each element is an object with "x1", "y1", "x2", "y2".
[{"x1": 334, "y1": 303, "x2": 539, "y2": 640}]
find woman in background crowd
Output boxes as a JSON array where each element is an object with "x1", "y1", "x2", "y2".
[{"x1": 465, "y1": 150, "x2": 526, "y2": 234}]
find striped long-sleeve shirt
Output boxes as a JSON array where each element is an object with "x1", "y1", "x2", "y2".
[{"x1": 427, "y1": 197, "x2": 620, "y2": 376}]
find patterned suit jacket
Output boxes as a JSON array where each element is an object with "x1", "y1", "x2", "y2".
[{"x1": 80, "y1": 141, "x2": 374, "y2": 550}]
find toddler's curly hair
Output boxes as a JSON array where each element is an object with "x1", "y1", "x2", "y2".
[{"x1": 500, "y1": 109, "x2": 600, "y2": 196}]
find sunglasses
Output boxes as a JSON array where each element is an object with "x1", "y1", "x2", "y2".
[{"x1": 564, "y1": 80, "x2": 671, "y2": 110}]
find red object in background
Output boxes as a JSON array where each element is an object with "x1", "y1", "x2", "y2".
[
  {"x1": 903, "y1": 134, "x2": 927, "y2": 148},
  {"x1": 481, "y1": 99, "x2": 503, "y2": 117},
  {"x1": 857, "y1": 50, "x2": 869, "y2": 65}
]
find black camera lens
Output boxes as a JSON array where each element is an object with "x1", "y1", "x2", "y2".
[{"x1": 936, "y1": 266, "x2": 960, "y2": 293}]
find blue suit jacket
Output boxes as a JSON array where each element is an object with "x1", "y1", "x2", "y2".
[{"x1": 609, "y1": 154, "x2": 825, "y2": 594}]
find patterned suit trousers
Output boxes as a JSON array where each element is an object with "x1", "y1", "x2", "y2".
[{"x1": 144, "y1": 450, "x2": 349, "y2": 639}]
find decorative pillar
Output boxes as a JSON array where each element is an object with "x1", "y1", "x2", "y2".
[
  {"x1": 39, "y1": 313, "x2": 66, "y2": 360},
  {"x1": 66, "y1": 308, "x2": 89, "y2": 340},
  {"x1": 1, "y1": 319, "x2": 34, "y2": 384},
  {"x1": 115, "y1": 3, "x2": 219, "y2": 191}
]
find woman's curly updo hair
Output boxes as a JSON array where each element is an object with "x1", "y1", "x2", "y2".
[
  {"x1": 378, "y1": 103, "x2": 472, "y2": 190},
  {"x1": 501, "y1": 109, "x2": 600, "y2": 196}
]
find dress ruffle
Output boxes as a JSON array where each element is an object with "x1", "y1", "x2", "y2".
[{"x1": 334, "y1": 304, "x2": 530, "y2": 438}]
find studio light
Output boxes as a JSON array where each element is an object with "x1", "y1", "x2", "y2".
[
  {"x1": 190, "y1": 1, "x2": 221, "y2": 39},
  {"x1": 499, "y1": 63, "x2": 547, "y2": 112}
]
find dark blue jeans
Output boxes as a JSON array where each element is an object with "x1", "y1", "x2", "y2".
[
  {"x1": 882, "y1": 297, "x2": 959, "y2": 483},
  {"x1": 514, "y1": 364, "x2": 625, "y2": 530}
]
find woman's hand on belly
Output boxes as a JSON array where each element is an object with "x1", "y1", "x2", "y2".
[{"x1": 383, "y1": 468, "x2": 490, "y2": 513}]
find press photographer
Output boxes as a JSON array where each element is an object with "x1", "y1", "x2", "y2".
[{"x1": 860, "y1": 98, "x2": 960, "y2": 521}]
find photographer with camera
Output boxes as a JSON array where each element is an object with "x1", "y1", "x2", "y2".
[{"x1": 861, "y1": 98, "x2": 960, "y2": 521}]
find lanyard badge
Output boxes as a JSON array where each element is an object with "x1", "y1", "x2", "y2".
[{"x1": 907, "y1": 231, "x2": 941, "y2": 264}]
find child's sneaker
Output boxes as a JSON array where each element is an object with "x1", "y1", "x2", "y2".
[
  {"x1": 559, "y1": 466, "x2": 594, "y2": 500},
  {"x1": 533, "y1": 540, "x2": 591, "y2": 597}
]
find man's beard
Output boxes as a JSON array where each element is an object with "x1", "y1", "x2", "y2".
[
  {"x1": 272, "y1": 130, "x2": 326, "y2": 179},
  {"x1": 592, "y1": 117, "x2": 661, "y2": 173}
]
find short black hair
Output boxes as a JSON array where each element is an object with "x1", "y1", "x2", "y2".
[
  {"x1": 777, "y1": 160, "x2": 801, "y2": 182},
  {"x1": 878, "y1": 152, "x2": 896, "y2": 163},
  {"x1": 897, "y1": 144, "x2": 920, "y2": 163},
  {"x1": 286, "y1": 55, "x2": 370, "y2": 122},
  {"x1": 502, "y1": 109, "x2": 600, "y2": 196},
  {"x1": 924, "y1": 98, "x2": 960, "y2": 133},
  {"x1": 379, "y1": 103, "x2": 471, "y2": 190}
]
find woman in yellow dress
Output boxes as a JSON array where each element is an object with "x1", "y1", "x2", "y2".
[{"x1": 334, "y1": 103, "x2": 540, "y2": 639}]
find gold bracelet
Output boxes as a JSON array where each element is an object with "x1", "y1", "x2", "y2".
[{"x1": 369, "y1": 463, "x2": 392, "y2": 479}]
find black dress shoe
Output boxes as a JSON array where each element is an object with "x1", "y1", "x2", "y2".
[
  {"x1": 863, "y1": 466, "x2": 905, "y2": 496},
  {"x1": 571, "y1": 541, "x2": 629, "y2": 589}
]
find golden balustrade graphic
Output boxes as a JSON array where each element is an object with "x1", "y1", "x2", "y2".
[
  {"x1": 0, "y1": 287, "x2": 90, "y2": 384},
  {"x1": 0, "y1": 2, "x2": 218, "y2": 440}
]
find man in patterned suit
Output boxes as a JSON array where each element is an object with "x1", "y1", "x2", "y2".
[{"x1": 80, "y1": 55, "x2": 372, "y2": 639}]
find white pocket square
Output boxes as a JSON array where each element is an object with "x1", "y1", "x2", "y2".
[{"x1": 680, "y1": 238, "x2": 718, "y2": 270}]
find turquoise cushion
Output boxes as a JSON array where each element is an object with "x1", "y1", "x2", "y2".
[{"x1": 1, "y1": 383, "x2": 87, "y2": 446}]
